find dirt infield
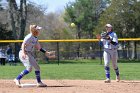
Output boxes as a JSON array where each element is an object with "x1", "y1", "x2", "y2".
[{"x1": 0, "y1": 80, "x2": 140, "y2": 93}]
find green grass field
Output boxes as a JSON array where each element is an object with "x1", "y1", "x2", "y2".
[{"x1": 0, "y1": 59, "x2": 140, "y2": 80}]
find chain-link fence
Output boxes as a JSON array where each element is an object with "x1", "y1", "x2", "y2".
[
  {"x1": 54, "y1": 41, "x2": 140, "y2": 60},
  {"x1": 0, "y1": 39, "x2": 140, "y2": 65}
]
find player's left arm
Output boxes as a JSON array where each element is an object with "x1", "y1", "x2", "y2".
[
  {"x1": 35, "y1": 42, "x2": 56, "y2": 58},
  {"x1": 35, "y1": 42, "x2": 47, "y2": 53},
  {"x1": 35, "y1": 41, "x2": 40, "y2": 50}
]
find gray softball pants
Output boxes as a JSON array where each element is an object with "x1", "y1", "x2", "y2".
[
  {"x1": 19, "y1": 50, "x2": 40, "y2": 72},
  {"x1": 103, "y1": 48, "x2": 118, "y2": 69}
]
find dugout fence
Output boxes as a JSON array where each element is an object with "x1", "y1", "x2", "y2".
[{"x1": 0, "y1": 38, "x2": 140, "y2": 65}]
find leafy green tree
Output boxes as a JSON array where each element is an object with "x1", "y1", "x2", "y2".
[
  {"x1": 95, "y1": 0, "x2": 140, "y2": 37},
  {"x1": 65, "y1": 0, "x2": 106, "y2": 39},
  {"x1": 64, "y1": 0, "x2": 107, "y2": 58},
  {"x1": 95, "y1": 0, "x2": 140, "y2": 59}
]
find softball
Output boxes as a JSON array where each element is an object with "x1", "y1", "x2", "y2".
[{"x1": 71, "y1": 23, "x2": 75, "y2": 27}]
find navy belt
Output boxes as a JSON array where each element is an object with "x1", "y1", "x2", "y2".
[
  {"x1": 20, "y1": 49, "x2": 32, "y2": 52},
  {"x1": 109, "y1": 48, "x2": 117, "y2": 50},
  {"x1": 105, "y1": 48, "x2": 117, "y2": 50}
]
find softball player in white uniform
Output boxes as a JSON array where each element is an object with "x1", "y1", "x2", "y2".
[
  {"x1": 98, "y1": 24, "x2": 120, "y2": 83},
  {"x1": 14, "y1": 25, "x2": 48, "y2": 87}
]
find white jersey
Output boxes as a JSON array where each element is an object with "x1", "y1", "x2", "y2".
[
  {"x1": 101, "y1": 31, "x2": 118, "y2": 49},
  {"x1": 23, "y1": 33, "x2": 39, "y2": 52}
]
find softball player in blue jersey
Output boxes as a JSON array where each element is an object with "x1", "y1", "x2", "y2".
[
  {"x1": 14, "y1": 25, "x2": 50, "y2": 87},
  {"x1": 97, "y1": 24, "x2": 120, "y2": 83}
]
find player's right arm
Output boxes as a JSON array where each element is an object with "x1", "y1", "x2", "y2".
[
  {"x1": 21, "y1": 42, "x2": 27, "y2": 59},
  {"x1": 21, "y1": 34, "x2": 31, "y2": 59}
]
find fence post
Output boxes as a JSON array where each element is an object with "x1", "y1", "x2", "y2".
[
  {"x1": 100, "y1": 45, "x2": 102, "y2": 65},
  {"x1": 56, "y1": 42, "x2": 60, "y2": 65},
  {"x1": 14, "y1": 43, "x2": 18, "y2": 65}
]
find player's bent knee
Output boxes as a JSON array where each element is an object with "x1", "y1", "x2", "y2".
[
  {"x1": 34, "y1": 66, "x2": 40, "y2": 71},
  {"x1": 27, "y1": 67, "x2": 32, "y2": 72},
  {"x1": 35, "y1": 68, "x2": 40, "y2": 71},
  {"x1": 104, "y1": 64, "x2": 109, "y2": 67},
  {"x1": 112, "y1": 65, "x2": 118, "y2": 70}
]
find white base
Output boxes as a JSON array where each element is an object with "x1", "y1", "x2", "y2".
[{"x1": 20, "y1": 83, "x2": 37, "y2": 87}]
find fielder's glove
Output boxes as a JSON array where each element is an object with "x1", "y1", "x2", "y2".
[
  {"x1": 45, "y1": 51, "x2": 56, "y2": 59},
  {"x1": 101, "y1": 32, "x2": 110, "y2": 40},
  {"x1": 96, "y1": 34, "x2": 101, "y2": 40}
]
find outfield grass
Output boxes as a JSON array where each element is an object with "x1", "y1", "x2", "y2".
[{"x1": 0, "y1": 59, "x2": 140, "y2": 80}]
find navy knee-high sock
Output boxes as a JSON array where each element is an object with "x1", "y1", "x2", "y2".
[
  {"x1": 105, "y1": 66, "x2": 110, "y2": 79},
  {"x1": 115, "y1": 67, "x2": 120, "y2": 76},
  {"x1": 35, "y1": 71, "x2": 41, "y2": 83},
  {"x1": 16, "y1": 69, "x2": 29, "y2": 80}
]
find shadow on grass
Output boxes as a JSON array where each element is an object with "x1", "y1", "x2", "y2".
[
  {"x1": 118, "y1": 59, "x2": 140, "y2": 63},
  {"x1": 39, "y1": 59, "x2": 101, "y2": 65},
  {"x1": 8, "y1": 59, "x2": 140, "y2": 65}
]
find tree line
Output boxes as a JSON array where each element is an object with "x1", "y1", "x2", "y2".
[
  {"x1": 64, "y1": 0, "x2": 140, "y2": 60},
  {"x1": 0, "y1": 0, "x2": 140, "y2": 60}
]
